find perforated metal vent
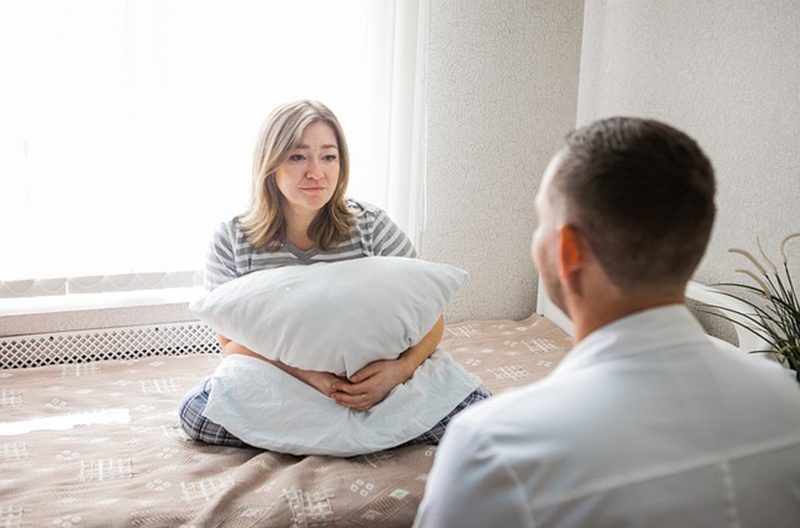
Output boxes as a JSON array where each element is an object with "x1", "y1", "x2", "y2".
[{"x1": 0, "y1": 321, "x2": 218, "y2": 369}]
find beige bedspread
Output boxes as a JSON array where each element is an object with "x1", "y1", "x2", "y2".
[{"x1": 0, "y1": 315, "x2": 571, "y2": 527}]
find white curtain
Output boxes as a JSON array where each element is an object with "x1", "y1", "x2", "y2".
[{"x1": 0, "y1": 0, "x2": 426, "y2": 294}]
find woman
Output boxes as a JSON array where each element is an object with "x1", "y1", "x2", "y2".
[{"x1": 179, "y1": 99, "x2": 490, "y2": 448}]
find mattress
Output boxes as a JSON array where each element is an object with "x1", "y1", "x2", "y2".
[{"x1": 0, "y1": 314, "x2": 572, "y2": 527}]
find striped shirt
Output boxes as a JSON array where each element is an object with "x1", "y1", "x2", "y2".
[{"x1": 203, "y1": 199, "x2": 417, "y2": 290}]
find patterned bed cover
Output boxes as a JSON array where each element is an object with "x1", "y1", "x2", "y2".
[{"x1": 0, "y1": 315, "x2": 571, "y2": 527}]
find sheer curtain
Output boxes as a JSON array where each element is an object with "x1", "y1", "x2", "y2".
[{"x1": 0, "y1": 0, "x2": 427, "y2": 296}]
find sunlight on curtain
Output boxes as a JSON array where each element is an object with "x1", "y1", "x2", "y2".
[{"x1": 0, "y1": 0, "x2": 424, "y2": 289}]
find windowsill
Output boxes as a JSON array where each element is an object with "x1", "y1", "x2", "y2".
[
  {"x1": 0, "y1": 287, "x2": 205, "y2": 337},
  {"x1": 0, "y1": 286, "x2": 205, "y2": 315}
]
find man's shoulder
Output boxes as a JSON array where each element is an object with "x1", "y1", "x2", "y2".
[{"x1": 454, "y1": 378, "x2": 578, "y2": 437}]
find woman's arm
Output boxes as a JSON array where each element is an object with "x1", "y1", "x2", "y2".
[
  {"x1": 220, "y1": 337, "x2": 346, "y2": 397},
  {"x1": 331, "y1": 314, "x2": 445, "y2": 411}
]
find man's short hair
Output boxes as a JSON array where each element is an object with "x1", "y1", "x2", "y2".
[{"x1": 553, "y1": 117, "x2": 716, "y2": 291}]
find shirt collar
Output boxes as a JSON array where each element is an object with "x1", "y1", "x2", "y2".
[{"x1": 551, "y1": 304, "x2": 710, "y2": 376}]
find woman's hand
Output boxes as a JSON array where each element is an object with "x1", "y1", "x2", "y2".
[
  {"x1": 220, "y1": 337, "x2": 346, "y2": 398},
  {"x1": 331, "y1": 314, "x2": 445, "y2": 412},
  {"x1": 290, "y1": 369, "x2": 348, "y2": 398},
  {"x1": 331, "y1": 358, "x2": 414, "y2": 412}
]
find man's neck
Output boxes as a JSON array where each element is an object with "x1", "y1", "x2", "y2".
[{"x1": 569, "y1": 290, "x2": 686, "y2": 343}]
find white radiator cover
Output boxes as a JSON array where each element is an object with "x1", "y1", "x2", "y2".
[{"x1": 0, "y1": 321, "x2": 218, "y2": 369}]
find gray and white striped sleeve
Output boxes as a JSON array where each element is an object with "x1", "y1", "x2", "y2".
[
  {"x1": 371, "y1": 208, "x2": 417, "y2": 258},
  {"x1": 203, "y1": 221, "x2": 239, "y2": 291}
]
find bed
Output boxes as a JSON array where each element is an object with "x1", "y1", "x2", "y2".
[
  {"x1": 0, "y1": 281, "x2": 754, "y2": 527},
  {"x1": 0, "y1": 313, "x2": 572, "y2": 527}
]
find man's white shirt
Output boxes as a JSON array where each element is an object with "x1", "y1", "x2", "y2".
[{"x1": 414, "y1": 305, "x2": 800, "y2": 527}]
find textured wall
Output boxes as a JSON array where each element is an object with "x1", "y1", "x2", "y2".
[
  {"x1": 577, "y1": 0, "x2": 800, "y2": 291},
  {"x1": 421, "y1": 0, "x2": 584, "y2": 322}
]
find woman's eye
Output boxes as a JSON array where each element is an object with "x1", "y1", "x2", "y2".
[
  {"x1": 323, "y1": 154, "x2": 338, "y2": 162},
  {"x1": 288, "y1": 154, "x2": 306, "y2": 162}
]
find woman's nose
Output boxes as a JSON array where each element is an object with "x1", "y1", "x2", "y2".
[{"x1": 305, "y1": 159, "x2": 324, "y2": 180}]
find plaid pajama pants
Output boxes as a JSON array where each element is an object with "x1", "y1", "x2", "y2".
[{"x1": 178, "y1": 377, "x2": 491, "y2": 449}]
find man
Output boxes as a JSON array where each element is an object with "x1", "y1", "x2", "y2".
[{"x1": 413, "y1": 117, "x2": 800, "y2": 527}]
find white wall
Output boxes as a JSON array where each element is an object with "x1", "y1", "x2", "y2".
[
  {"x1": 421, "y1": 0, "x2": 585, "y2": 322},
  {"x1": 424, "y1": 0, "x2": 800, "y2": 323},
  {"x1": 577, "y1": 0, "x2": 800, "y2": 289}
]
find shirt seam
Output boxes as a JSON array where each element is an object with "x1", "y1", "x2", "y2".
[
  {"x1": 483, "y1": 432, "x2": 538, "y2": 527},
  {"x1": 720, "y1": 459, "x2": 742, "y2": 528},
  {"x1": 530, "y1": 431, "x2": 800, "y2": 510}
]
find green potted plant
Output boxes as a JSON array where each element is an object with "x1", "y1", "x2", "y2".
[{"x1": 704, "y1": 233, "x2": 800, "y2": 383}]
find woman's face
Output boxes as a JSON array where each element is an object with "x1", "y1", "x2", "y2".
[{"x1": 275, "y1": 121, "x2": 340, "y2": 218}]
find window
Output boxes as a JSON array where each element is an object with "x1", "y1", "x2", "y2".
[{"x1": 0, "y1": 0, "x2": 426, "y2": 295}]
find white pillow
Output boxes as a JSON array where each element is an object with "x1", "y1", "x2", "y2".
[
  {"x1": 189, "y1": 256, "x2": 469, "y2": 377},
  {"x1": 202, "y1": 352, "x2": 483, "y2": 456}
]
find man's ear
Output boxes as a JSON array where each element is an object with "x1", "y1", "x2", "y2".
[{"x1": 558, "y1": 224, "x2": 585, "y2": 292}]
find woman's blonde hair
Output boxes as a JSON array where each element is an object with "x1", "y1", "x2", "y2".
[{"x1": 238, "y1": 99, "x2": 353, "y2": 250}]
